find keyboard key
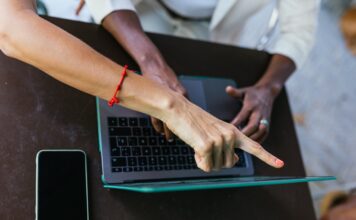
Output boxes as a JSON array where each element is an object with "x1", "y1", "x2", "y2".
[
  {"x1": 138, "y1": 157, "x2": 147, "y2": 166},
  {"x1": 176, "y1": 139, "x2": 185, "y2": 145},
  {"x1": 117, "y1": 137, "x2": 128, "y2": 146},
  {"x1": 158, "y1": 137, "x2": 167, "y2": 145},
  {"x1": 155, "y1": 166, "x2": 163, "y2": 171},
  {"x1": 180, "y1": 146, "x2": 189, "y2": 155},
  {"x1": 152, "y1": 147, "x2": 161, "y2": 155},
  {"x1": 172, "y1": 147, "x2": 180, "y2": 155},
  {"x1": 121, "y1": 147, "x2": 131, "y2": 156},
  {"x1": 109, "y1": 137, "x2": 117, "y2": 148},
  {"x1": 112, "y1": 167, "x2": 122, "y2": 172},
  {"x1": 129, "y1": 117, "x2": 138, "y2": 126},
  {"x1": 118, "y1": 117, "x2": 128, "y2": 126},
  {"x1": 161, "y1": 147, "x2": 170, "y2": 155},
  {"x1": 142, "y1": 128, "x2": 151, "y2": 136},
  {"x1": 134, "y1": 167, "x2": 143, "y2": 172},
  {"x1": 187, "y1": 156, "x2": 195, "y2": 164},
  {"x1": 177, "y1": 166, "x2": 183, "y2": 170},
  {"x1": 128, "y1": 137, "x2": 138, "y2": 146},
  {"x1": 139, "y1": 137, "x2": 148, "y2": 145},
  {"x1": 148, "y1": 137, "x2": 157, "y2": 146},
  {"x1": 112, "y1": 157, "x2": 126, "y2": 167},
  {"x1": 151, "y1": 128, "x2": 160, "y2": 136},
  {"x1": 132, "y1": 147, "x2": 141, "y2": 156},
  {"x1": 139, "y1": 118, "x2": 149, "y2": 126},
  {"x1": 183, "y1": 165, "x2": 191, "y2": 170},
  {"x1": 168, "y1": 139, "x2": 176, "y2": 145},
  {"x1": 128, "y1": 157, "x2": 137, "y2": 166},
  {"x1": 109, "y1": 127, "x2": 132, "y2": 136},
  {"x1": 142, "y1": 147, "x2": 151, "y2": 155},
  {"x1": 133, "y1": 127, "x2": 141, "y2": 136},
  {"x1": 111, "y1": 147, "x2": 120, "y2": 157},
  {"x1": 168, "y1": 156, "x2": 177, "y2": 165},
  {"x1": 123, "y1": 167, "x2": 133, "y2": 172},
  {"x1": 158, "y1": 156, "x2": 167, "y2": 165},
  {"x1": 177, "y1": 156, "x2": 185, "y2": 164},
  {"x1": 108, "y1": 117, "x2": 117, "y2": 126},
  {"x1": 191, "y1": 164, "x2": 198, "y2": 169},
  {"x1": 148, "y1": 157, "x2": 157, "y2": 166}
]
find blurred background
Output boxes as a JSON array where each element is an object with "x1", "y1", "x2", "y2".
[{"x1": 37, "y1": 0, "x2": 356, "y2": 217}]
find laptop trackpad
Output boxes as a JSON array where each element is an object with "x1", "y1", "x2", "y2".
[
  {"x1": 180, "y1": 80, "x2": 208, "y2": 111},
  {"x1": 180, "y1": 77, "x2": 241, "y2": 121},
  {"x1": 203, "y1": 78, "x2": 241, "y2": 121}
]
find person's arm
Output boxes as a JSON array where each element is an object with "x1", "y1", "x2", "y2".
[
  {"x1": 83, "y1": 0, "x2": 186, "y2": 139},
  {"x1": 102, "y1": 10, "x2": 187, "y2": 139},
  {"x1": 0, "y1": 0, "x2": 284, "y2": 172},
  {"x1": 227, "y1": 0, "x2": 319, "y2": 143},
  {"x1": 226, "y1": 54, "x2": 295, "y2": 143}
]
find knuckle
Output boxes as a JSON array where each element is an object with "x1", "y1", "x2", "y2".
[
  {"x1": 260, "y1": 125, "x2": 268, "y2": 132},
  {"x1": 246, "y1": 124, "x2": 257, "y2": 132},
  {"x1": 225, "y1": 130, "x2": 235, "y2": 142},
  {"x1": 198, "y1": 140, "x2": 214, "y2": 154},
  {"x1": 213, "y1": 136, "x2": 224, "y2": 147}
]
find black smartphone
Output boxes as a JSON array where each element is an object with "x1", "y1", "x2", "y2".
[{"x1": 36, "y1": 150, "x2": 89, "y2": 220}]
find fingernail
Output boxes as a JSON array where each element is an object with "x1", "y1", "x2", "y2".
[
  {"x1": 161, "y1": 133, "x2": 165, "y2": 136},
  {"x1": 168, "y1": 138, "x2": 174, "y2": 143},
  {"x1": 275, "y1": 159, "x2": 284, "y2": 167}
]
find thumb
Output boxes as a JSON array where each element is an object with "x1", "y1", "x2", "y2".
[{"x1": 226, "y1": 86, "x2": 245, "y2": 99}]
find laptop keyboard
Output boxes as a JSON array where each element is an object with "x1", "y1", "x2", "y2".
[{"x1": 108, "y1": 117, "x2": 246, "y2": 173}]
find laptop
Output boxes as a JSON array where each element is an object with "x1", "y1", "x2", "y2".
[{"x1": 96, "y1": 76, "x2": 335, "y2": 192}]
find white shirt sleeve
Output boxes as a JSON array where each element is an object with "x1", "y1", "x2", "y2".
[
  {"x1": 269, "y1": 0, "x2": 320, "y2": 69},
  {"x1": 85, "y1": 0, "x2": 136, "y2": 24}
]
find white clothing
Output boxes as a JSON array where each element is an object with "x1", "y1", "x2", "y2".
[{"x1": 85, "y1": 0, "x2": 320, "y2": 69}]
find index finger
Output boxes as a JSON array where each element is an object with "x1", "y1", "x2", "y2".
[{"x1": 236, "y1": 135, "x2": 284, "y2": 168}]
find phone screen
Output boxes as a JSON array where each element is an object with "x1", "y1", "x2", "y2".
[{"x1": 36, "y1": 150, "x2": 88, "y2": 220}]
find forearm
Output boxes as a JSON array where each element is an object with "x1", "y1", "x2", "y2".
[
  {"x1": 255, "y1": 54, "x2": 296, "y2": 97},
  {"x1": 102, "y1": 10, "x2": 167, "y2": 70},
  {"x1": 0, "y1": 6, "x2": 176, "y2": 119}
]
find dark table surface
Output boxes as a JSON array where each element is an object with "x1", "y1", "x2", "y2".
[{"x1": 0, "y1": 17, "x2": 315, "y2": 220}]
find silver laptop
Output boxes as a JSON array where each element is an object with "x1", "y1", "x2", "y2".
[{"x1": 96, "y1": 76, "x2": 254, "y2": 184}]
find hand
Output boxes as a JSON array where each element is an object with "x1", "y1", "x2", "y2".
[
  {"x1": 141, "y1": 64, "x2": 187, "y2": 141},
  {"x1": 226, "y1": 85, "x2": 276, "y2": 143},
  {"x1": 161, "y1": 95, "x2": 284, "y2": 172}
]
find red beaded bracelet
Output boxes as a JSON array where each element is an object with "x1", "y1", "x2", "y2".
[{"x1": 108, "y1": 65, "x2": 128, "y2": 107}]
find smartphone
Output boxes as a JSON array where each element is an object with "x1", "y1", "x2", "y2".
[{"x1": 36, "y1": 150, "x2": 89, "y2": 220}]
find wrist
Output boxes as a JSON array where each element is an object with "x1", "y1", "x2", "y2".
[
  {"x1": 158, "y1": 92, "x2": 187, "y2": 122},
  {"x1": 137, "y1": 51, "x2": 167, "y2": 72},
  {"x1": 255, "y1": 80, "x2": 283, "y2": 98}
]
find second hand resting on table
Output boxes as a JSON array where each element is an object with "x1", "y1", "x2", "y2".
[{"x1": 0, "y1": 0, "x2": 284, "y2": 172}]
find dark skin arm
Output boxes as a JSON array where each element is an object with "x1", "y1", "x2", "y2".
[
  {"x1": 102, "y1": 10, "x2": 186, "y2": 140},
  {"x1": 226, "y1": 54, "x2": 296, "y2": 143}
]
